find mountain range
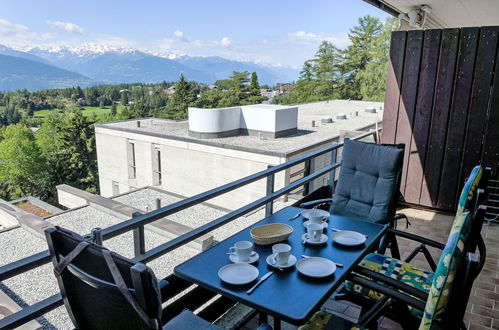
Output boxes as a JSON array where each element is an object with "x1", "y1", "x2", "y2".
[{"x1": 0, "y1": 44, "x2": 299, "y2": 91}]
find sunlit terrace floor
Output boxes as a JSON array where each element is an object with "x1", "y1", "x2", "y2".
[{"x1": 242, "y1": 207, "x2": 499, "y2": 330}]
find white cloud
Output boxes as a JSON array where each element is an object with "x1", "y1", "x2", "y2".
[
  {"x1": 0, "y1": 18, "x2": 55, "y2": 47},
  {"x1": 219, "y1": 37, "x2": 231, "y2": 47},
  {"x1": 173, "y1": 30, "x2": 184, "y2": 38},
  {"x1": 289, "y1": 30, "x2": 318, "y2": 40},
  {"x1": 288, "y1": 30, "x2": 350, "y2": 48},
  {"x1": 46, "y1": 20, "x2": 84, "y2": 34}
]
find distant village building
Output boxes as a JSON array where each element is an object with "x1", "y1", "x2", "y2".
[{"x1": 164, "y1": 85, "x2": 176, "y2": 96}]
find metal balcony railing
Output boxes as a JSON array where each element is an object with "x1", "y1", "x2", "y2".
[{"x1": 0, "y1": 129, "x2": 379, "y2": 330}]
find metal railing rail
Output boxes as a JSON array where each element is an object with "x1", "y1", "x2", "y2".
[{"x1": 0, "y1": 129, "x2": 378, "y2": 330}]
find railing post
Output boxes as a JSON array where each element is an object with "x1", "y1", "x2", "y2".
[
  {"x1": 329, "y1": 149, "x2": 338, "y2": 192},
  {"x1": 265, "y1": 165, "x2": 275, "y2": 217},
  {"x1": 132, "y1": 212, "x2": 146, "y2": 258},
  {"x1": 303, "y1": 159, "x2": 311, "y2": 195},
  {"x1": 91, "y1": 228, "x2": 103, "y2": 245}
]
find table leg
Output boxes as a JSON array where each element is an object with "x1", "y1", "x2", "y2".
[
  {"x1": 274, "y1": 318, "x2": 281, "y2": 330},
  {"x1": 259, "y1": 312, "x2": 268, "y2": 325}
]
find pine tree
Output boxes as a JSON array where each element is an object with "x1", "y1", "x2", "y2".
[
  {"x1": 111, "y1": 103, "x2": 117, "y2": 116},
  {"x1": 121, "y1": 91, "x2": 129, "y2": 106},
  {"x1": 340, "y1": 15, "x2": 383, "y2": 99},
  {"x1": 250, "y1": 72, "x2": 260, "y2": 96}
]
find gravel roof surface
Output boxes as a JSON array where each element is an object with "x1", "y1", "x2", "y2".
[
  {"x1": 1, "y1": 188, "x2": 292, "y2": 329},
  {"x1": 100, "y1": 100, "x2": 383, "y2": 154}
]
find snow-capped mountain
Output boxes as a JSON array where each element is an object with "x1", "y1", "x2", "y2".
[{"x1": 0, "y1": 44, "x2": 299, "y2": 91}]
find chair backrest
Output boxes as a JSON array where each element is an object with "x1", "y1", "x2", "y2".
[
  {"x1": 418, "y1": 211, "x2": 472, "y2": 329},
  {"x1": 45, "y1": 226, "x2": 162, "y2": 330},
  {"x1": 456, "y1": 165, "x2": 484, "y2": 215},
  {"x1": 330, "y1": 139, "x2": 404, "y2": 224}
]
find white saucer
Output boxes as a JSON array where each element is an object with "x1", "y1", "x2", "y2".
[
  {"x1": 296, "y1": 257, "x2": 336, "y2": 278},
  {"x1": 303, "y1": 220, "x2": 328, "y2": 229},
  {"x1": 331, "y1": 230, "x2": 367, "y2": 246},
  {"x1": 218, "y1": 263, "x2": 259, "y2": 285},
  {"x1": 229, "y1": 252, "x2": 259, "y2": 263},
  {"x1": 301, "y1": 233, "x2": 328, "y2": 245},
  {"x1": 266, "y1": 254, "x2": 297, "y2": 269},
  {"x1": 301, "y1": 209, "x2": 330, "y2": 220}
]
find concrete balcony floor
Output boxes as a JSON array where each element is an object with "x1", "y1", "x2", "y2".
[{"x1": 242, "y1": 207, "x2": 499, "y2": 330}]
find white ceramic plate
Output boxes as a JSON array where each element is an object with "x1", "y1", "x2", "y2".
[
  {"x1": 331, "y1": 230, "x2": 367, "y2": 246},
  {"x1": 218, "y1": 263, "x2": 259, "y2": 285},
  {"x1": 303, "y1": 220, "x2": 328, "y2": 229},
  {"x1": 296, "y1": 257, "x2": 336, "y2": 278},
  {"x1": 301, "y1": 233, "x2": 328, "y2": 245},
  {"x1": 229, "y1": 252, "x2": 259, "y2": 264},
  {"x1": 266, "y1": 254, "x2": 297, "y2": 269},
  {"x1": 301, "y1": 209, "x2": 330, "y2": 220}
]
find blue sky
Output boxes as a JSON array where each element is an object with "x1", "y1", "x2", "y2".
[{"x1": 0, "y1": 0, "x2": 389, "y2": 67}]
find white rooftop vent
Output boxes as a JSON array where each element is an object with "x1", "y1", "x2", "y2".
[
  {"x1": 321, "y1": 117, "x2": 333, "y2": 124},
  {"x1": 365, "y1": 106, "x2": 377, "y2": 113},
  {"x1": 336, "y1": 113, "x2": 347, "y2": 120}
]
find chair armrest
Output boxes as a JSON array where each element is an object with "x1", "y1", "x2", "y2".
[
  {"x1": 300, "y1": 198, "x2": 333, "y2": 209},
  {"x1": 388, "y1": 228, "x2": 445, "y2": 250},
  {"x1": 355, "y1": 267, "x2": 429, "y2": 301},
  {"x1": 349, "y1": 275, "x2": 427, "y2": 311}
]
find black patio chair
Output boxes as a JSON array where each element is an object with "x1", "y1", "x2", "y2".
[
  {"x1": 45, "y1": 226, "x2": 222, "y2": 330},
  {"x1": 330, "y1": 166, "x2": 490, "y2": 328},
  {"x1": 296, "y1": 139, "x2": 406, "y2": 257},
  {"x1": 298, "y1": 205, "x2": 488, "y2": 330}
]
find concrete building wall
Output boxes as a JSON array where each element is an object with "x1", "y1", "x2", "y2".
[{"x1": 96, "y1": 126, "x2": 284, "y2": 210}]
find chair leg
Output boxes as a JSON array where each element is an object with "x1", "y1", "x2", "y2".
[{"x1": 389, "y1": 234, "x2": 401, "y2": 259}]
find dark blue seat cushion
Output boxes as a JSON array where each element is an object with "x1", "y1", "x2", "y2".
[
  {"x1": 163, "y1": 309, "x2": 222, "y2": 329},
  {"x1": 330, "y1": 139, "x2": 404, "y2": 224}
]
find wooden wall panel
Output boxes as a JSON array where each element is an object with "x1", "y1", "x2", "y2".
[
  {"x1": 380, "y1": 26, "x2": 499, "y2": 211},
  {"x1": 381, "y1": 31, "x2": 407, "y2": 144},
  {"x1": 404, "y1": 29, "x2": 441, "y2": 204},
  {"x1": 482, "y1": 41, "x2": 499, "y2": 177},
  {"x1": 420, "y1": 29, "x2": 460, "y2": 208},
  {"x1": 395, "y1": 30, "x2": 424, "y2": 195},
  {"x1": 459, "y1": 27, "x2": 499, "y2": 191},
  {"x1": 437, "y1": 27, "x2": 480, "y2": 210}
]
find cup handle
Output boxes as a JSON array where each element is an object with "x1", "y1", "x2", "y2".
[
  {"x1": 270, "y1": 253, "x2": 277, "y2": 265},
  {"x1": 229, "y1": 247, "x2": 236, "y2": 255}
]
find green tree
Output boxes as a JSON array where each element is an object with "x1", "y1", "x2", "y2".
[
  {"x1": 356, "y1": 17, "x2": 398, "y2": 101},
  {"x1": 111, "y1": 103, "x2": 117, "y2": 116},
  {"x1": 121, "y1": 90, "x2": 129, "y2": 106},
  {"x1": 250, "y1": 72, "x2": 260, "y2": 96},
  {"x1": 340, "y1": 15, "x2": 383, "y2": 99},
  {"x1": 36, "y1": 109, "x2": 98, "y2": 196},
  {"x1": 166, "y1": 74, "x2": 194, "y2": 118},
  {"x1": 0, "y1": 124, "x2": 50, "y2": 200},
  {"x1": 99, "y1": 100, "x2": 106, "y2": 109}
]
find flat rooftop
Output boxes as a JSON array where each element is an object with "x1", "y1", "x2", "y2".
[{"x1": 97, "y1": 100, "x2": 383, "y2": 156}]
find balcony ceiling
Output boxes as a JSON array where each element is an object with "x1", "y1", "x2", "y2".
[{"x1": 371, "y1": 0, "x2": 499, "y2": 28}]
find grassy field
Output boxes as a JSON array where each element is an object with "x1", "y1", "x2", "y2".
[{"x1": 34, "y1": 105, "x2": 124, "y2": 121}]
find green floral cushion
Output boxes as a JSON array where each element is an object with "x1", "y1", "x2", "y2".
[
  {"x1": 456, "y1": 165, "x2": 482, "y2": 215},
  {"x1": 344, "y1": 253, "x2": 433, "y2": 318},
  {"x1": 345, "y1": 253, "x2": 433, "y2": 299},
  {"x1": 298, "y1": 311, "x2": 366, "y2": 330},
  {"x1": 419, "y1": 211, "x2": 472, "y2": 329}
]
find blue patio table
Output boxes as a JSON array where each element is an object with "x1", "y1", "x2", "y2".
[{"x1": 174, "y1": 206, "x2": 387, "y2": 329}]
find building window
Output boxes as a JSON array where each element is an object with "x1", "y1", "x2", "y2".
[
  {"x1": 152, "y1": 144, "x2": 162, "y2": 185},
  {"x1": 112, "y1": 181, "x2": 120, "y2": 196},
  {"x1": 127, "y1": 140, "x2": 136, "y2": 179}
]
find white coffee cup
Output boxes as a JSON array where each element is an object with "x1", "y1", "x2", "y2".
[
  {"x1": 306, "y1": 223, "x2": 323, "y2": 242},
  {"x1": 308, "y1": 210, "x2": 326, "y2": 225},
  {"x1": 272, "y1": 243, "x2": 291, "y2": 266},
  {"x1": 229, "y1": 241, "x2": 254, "y2": 261}
]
